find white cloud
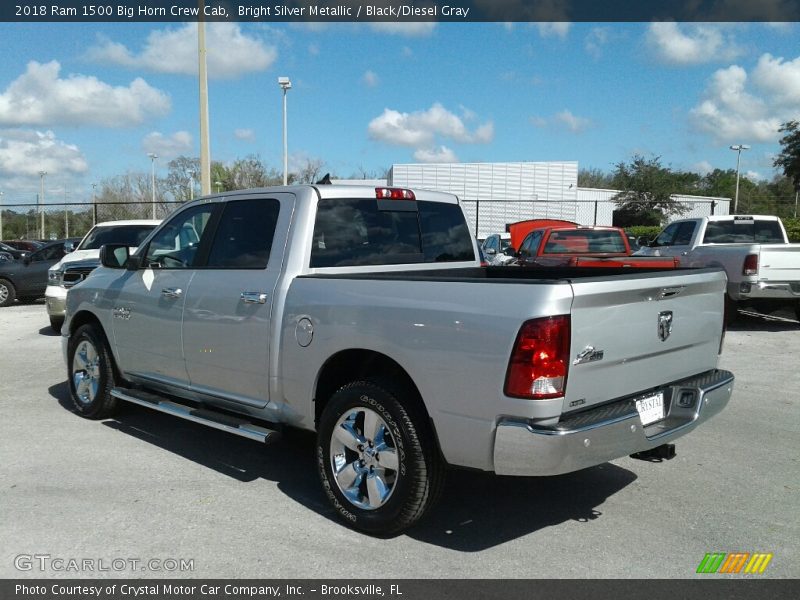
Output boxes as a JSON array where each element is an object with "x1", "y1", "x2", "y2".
[
  {"x1": 751, "y1": 53, "x2": 800, "y2": 106},
  {"x1": 368, "y1": 23, "x2": 437, "y2": 37},
  {"x1": 413, "y1": 146, "x2": 458, "y2": 163},
  {"x1": 234, "y1": 128, "x2": 256, "y2": 142},
  {"x1": 646, "y1": 22, "x2": 741, "y2": 65},
  {"x1": 142, "y1": 131, "x2": 193, "y2": 160},
  {"x1": 362, "y1": 70, "x2": 379, "y2": 87},
  {"x1": 0, "y1": 61, "x2": 170, "y2": 128},
  {"x1": 585, "y1": 27, "x2": 610, "y2": 59},
  {"x1": 86, "y1": 23, "x2": 277, "y2": 79},
  {"x1": 693, "y1": 160, "x2": 714, "y2": 175},
  {"x1": 688, "y1": 57, "x2": 798, "y2": 143},
  {"x1": 536, "y1": 22, "x2": 571, "y2": 39},
  {"x1": 745, "y1": 170, "x2": 766, "y2": 181},
  {"x1": 368, "y1": 103, "x2": 494, "y2": 148},
  {"x1": 0, "y1": 129, "x2": 88, "y2": 177},
  {"x1": 531, "y1": 110, "x2": 592, "y2": 133}
]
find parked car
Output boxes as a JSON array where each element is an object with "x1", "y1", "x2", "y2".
[
  {"x1": 46, "y1": 220, "x2": 160, "y2": 332},
  {"x1": 1, "y1": 240, "x2": 44, "y2": 253},
  {"x1": 513, "y1": 224, "x2": 679, "y2": 269},
  {"x1": 62, "y1": 185, "x2": 732, "y2": 535},
  {"x1": 0, "y1": 241, "x2": 28, "y2": 260},
  {"x1": 481, "y1": 233, "x2": 515, "y2": 266},
  {"x1": 635, "y1": 215, "x2": 800, "y2": 320},
  {"x1": 0, "y1": 239, "x2": 80, "y2": 307}
]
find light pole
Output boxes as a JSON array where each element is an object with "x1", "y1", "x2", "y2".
[
  {"x1": 729, "y1": 144, "x2": 750, "y2": 214},
  {"x1": 91, "y1": 183, "x2": 97, "y2": 226},
  {"x1": 147, "y1": 153, "x2": 158, "y2": 219},
  {"x1": 278, "y1": 76, "x2": 292, "y2": 185},
  {"x1": 0, "y1": 191, "x2": 4, "y2": 241},
  {"x1": 187, "y1": 169, "x2": 195, "y2": 201},
  {"x1": 38, "y1": 171, "x2": 46, "y2": 239},
  {"x1": 214, "y1": 180, "x2": 222, "y2": 193}
]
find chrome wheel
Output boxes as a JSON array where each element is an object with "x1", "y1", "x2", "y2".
[
  {"x1": 329, "y1": 407, "x2": 400, "y2": 510},
  {"x1": 72, "y1": 340, "x2": 101, "y2": 405},
  {"x1": 0, "y1": 283, "x2": 8, "y2": 304}
]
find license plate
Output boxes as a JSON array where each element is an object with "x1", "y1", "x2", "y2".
[{"x1": 635, "y1": 392, "x2": 665, "y2": 426}]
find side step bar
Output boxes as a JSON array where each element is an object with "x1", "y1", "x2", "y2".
[{"x1": 110, "y1": 387, "x2": 281, "y2": 444}]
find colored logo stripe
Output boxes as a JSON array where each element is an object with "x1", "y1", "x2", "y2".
[{"x1": 696, "y1": 552, "x2": 773, "y2": 574}]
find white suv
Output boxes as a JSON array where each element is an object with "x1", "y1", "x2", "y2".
[{"x1": 46, "y1": 220, "x2": 160, "y2": 332}]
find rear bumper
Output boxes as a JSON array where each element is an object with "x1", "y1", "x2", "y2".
[
  {"x1": 730, "y1": 280, "x2": 800, "y2": 302},
  {"x1": 493, "y1": 369, "x2": 734, "y2": 476}
]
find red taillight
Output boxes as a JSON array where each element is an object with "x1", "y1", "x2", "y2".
[
  {"x1": 504, "y1": 316, "x2": 571, "y2": 399},
  {"x1": 375, "y1": 187, "x2": 416, "y2": 200},
  {"x1": 743, "y1": 254, "x2": 758, "y2": 276}
]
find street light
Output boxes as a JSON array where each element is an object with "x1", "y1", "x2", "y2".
[
  {"x1": 187, "y1": 169, "x2": 195, "y2": 201},
  {"x1": 0, "y1": 191, "x2": 4, "y2": 241},
  {"x1": 38, "y1": 171, "x2": 46, "y2": 239},
  {"x1": 278, "y1": 76, "x2": 292, "y2": 185},
  {"x1": 147, "y1": 153, "x2": 158, "y2": 219},
  {"x1": 729, "y1": 144, "x2": 750, "y2": 214},
  {"x1": 214, "y1": 180, "x2": 222, "y2": 193},
  {"x1": 91, "y1": 183, "x2": 97, "y2": 226}
]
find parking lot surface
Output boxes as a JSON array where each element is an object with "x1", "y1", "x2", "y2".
[{"x1": 1, "y1": 303, "x2": 798, "y2": 578}]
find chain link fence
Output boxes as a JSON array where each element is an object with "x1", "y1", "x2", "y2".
[{"x1": 0, "y1": 202, "x2": 184, "y2": 241}]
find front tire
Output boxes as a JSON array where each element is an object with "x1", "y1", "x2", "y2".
[
  {"x1": 794, "y1": 301, "x2": 800, "y2": 323},
  {"x1": 0, "y1": 278, "x2": 16, "y2": 307},
  {"x1": 316, "y1": 380, "x2": 444, "y2": 536},
  {"x1": 67, "y1": 324, "x2": 119, "y2": 419}
]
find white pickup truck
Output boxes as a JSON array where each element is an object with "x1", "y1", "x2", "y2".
[
  {"x1": 636, "y1": 215, "x2": 800, "y2": 320},
  {"x1": 62, "y1": 185, "x2": 734, "y2": 534}
]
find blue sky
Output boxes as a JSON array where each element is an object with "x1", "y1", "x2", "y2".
[{"x1": 0, "y1": 21, "x2": 798, "y2": 205}]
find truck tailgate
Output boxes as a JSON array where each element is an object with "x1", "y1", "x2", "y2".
[
  {"x1": 564, "y1": 269, "x2": 726, "y2": 414},
  {"x1": 758, "y1": 245, "x2": 800, "y2": 284}
]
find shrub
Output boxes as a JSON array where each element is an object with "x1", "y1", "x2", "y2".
[
  {"x1": 625, "y1": 225, "x2": 662, "y2": 243},
  {"x1": 783, "y1": 217, "x2": 800, "y2": 242}
]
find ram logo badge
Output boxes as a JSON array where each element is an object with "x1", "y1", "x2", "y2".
[
  {"x1": 658, "y1": 311, "x2": 673, "y2": 342},
  {"x1": 112, "y1": 307, "x2": 131, "y2": 320}
]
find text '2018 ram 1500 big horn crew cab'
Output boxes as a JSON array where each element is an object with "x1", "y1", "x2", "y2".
[{"x1": 62, "y1": 185, "x2": 734, "y2": 535}]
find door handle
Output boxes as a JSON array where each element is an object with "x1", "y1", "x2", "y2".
[
  {"x1": 240, "y1": 291, "x2": 268, "y2": 304},
  {"x1": 161, "y1": 287, "x2": 183, "y2": 299}
]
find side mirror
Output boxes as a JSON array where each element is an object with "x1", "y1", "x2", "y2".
[
  {"x1": 637, "y1": 237, "x2": 651, "y2": 248},
  {"x1": 503, "y1": 247, "x2": 516, "y2": 257},
  {"x1": 485, "y1": 247, "x2": 497, "y2": 256},
  {"x1": 100, "y1": 244, "x2": 130, "y2": 269},
  {"x1": 63, "y1": 240, "x2": 76, "y2": 253}
]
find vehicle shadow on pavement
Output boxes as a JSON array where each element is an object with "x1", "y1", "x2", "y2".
[
  {"x1": 729, "y1": 309, "x2": 800, "y2": 332},
  {"x1": 38, "y1": 326, "x2": 60, "y2": 337},
  {"x1": 50, "y1": 381, "x2": 637, "y2": 549},
  {"x1": 407, "y1": 463, "x2": 636, "y2": 551}
]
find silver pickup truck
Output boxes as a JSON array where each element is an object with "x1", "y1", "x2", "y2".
[
  {"x1": 636, "y1": 215, "x2": 800, "y2": 320},
  {"x1": 62, "y1": 185, "x2": 734, "y2": 534}
]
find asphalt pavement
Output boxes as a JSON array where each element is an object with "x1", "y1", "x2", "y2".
[{"x1": 1, "y1": 302, "x2": 798, "y2": 579}]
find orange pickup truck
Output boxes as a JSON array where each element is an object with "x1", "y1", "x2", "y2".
[{"x1": 512, "y1": 223, "x2": 679, "y2": 269}]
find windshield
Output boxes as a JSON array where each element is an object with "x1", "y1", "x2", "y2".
[
  {"x1": 543, "y1": 229, "x2": 627, "y2": 254},
  {"x1": 77, "y1": 225, "x2": 156, "y2": 250},
  {"x1": 703, "y1": 220, "x2": 785, "y2": 244}
]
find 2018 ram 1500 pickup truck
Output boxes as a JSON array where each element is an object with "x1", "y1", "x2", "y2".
[{"x1": 62, "y1": 185, "x2": 734, "y2": 534}]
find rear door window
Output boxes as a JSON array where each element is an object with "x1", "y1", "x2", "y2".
[
  {"x1": 206, "y1": 199, "x2": 280, "y2": 269},
  {"x1": 310, "y1": 198, "x2": 473, "y2": 268}
]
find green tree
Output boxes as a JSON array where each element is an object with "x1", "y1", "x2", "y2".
[
  {"x1": 578, "y1": 168, "x2": 613, "y2": 188},
  {"x1": 774, "y1": 120, "x2": 800, "y2": 191},
  {"x1": 610, "y1": 155, "x2": 692, "y2": 225}
]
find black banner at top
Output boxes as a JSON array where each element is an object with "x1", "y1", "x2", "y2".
[{"x1": 4, "y1": 0, "x2": 800, "y2": 23}]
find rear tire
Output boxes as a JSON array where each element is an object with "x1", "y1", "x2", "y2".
[
  {"x1": 0, "y1": 278, "x2": 16, "y2": 307},
  {"x1": 50, "y1": 316, "x2": 64, "y2": 333},
  {"x1": 67, "y1": 324, "x2": 119, "y2": 419},
  {"x1": 316, "y1": 380, "x2": 444, "y2": 536}
]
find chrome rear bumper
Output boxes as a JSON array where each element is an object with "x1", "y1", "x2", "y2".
[{"x1": 493, "y1": 369, "x2": 734, "y2": 476}]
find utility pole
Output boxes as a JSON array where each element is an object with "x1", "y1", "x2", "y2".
[
  {"x1": 729, "y1": 144, "x2": 750, "y2": 214},
  {"x1": 198, "y1": 6, "x2": 211, "y2": 195},
  {"x1": 147, "y1": 153, "x2": 158, "y2": 219},
  {"x1": 91, "y1": 183, "x2": 97, "y2": 226},
  {"x1": 38, "y1": 171, "x2": 46, "y2": 239},
  {"x1": 0, "y1": 191, "x2": 4, "y2": 240}
]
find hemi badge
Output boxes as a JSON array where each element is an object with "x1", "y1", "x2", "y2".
[
  {"x1": 569, "y1": 399, "x2": 586, "y2": 408},
  {"x1": 574, "y1": 346, "x2": 604, "y2": 365}
]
